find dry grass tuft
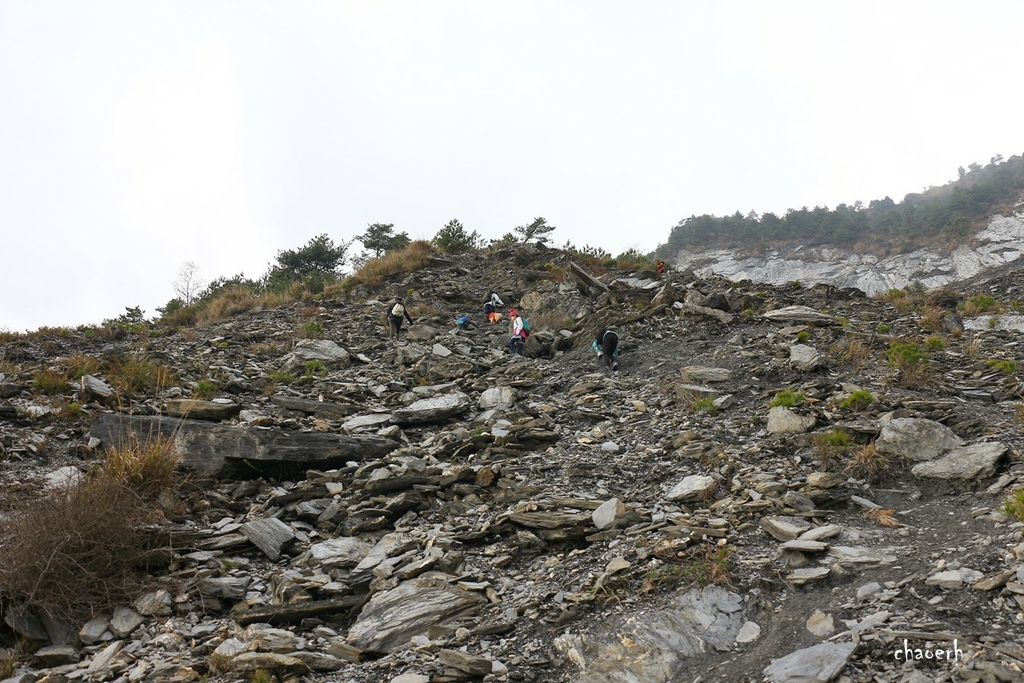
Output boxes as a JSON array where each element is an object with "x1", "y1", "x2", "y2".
[
  {"x1": 844, "y1": 444, "x2": 892, "y2": 483},
  {"x1": 0, "y1": 438, "x2": 180, "y2": 622},
  {"x1": 343, "y1": 240, "x2": 435, "y2": 291},
  {"x1": 103, "y1": 356, "x2": 175, "y2": 395},
  {"x1": 865, "y1": 508, "x2": 901, "y2": 528}
]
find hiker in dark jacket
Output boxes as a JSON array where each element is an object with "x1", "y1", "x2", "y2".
[
  {"x1": 592, "y1": 328, "x2": 620, "y2": 370},
  {"x1": 484, "y1": 292, "x2": 505, "y2": 325},
  {"x1": 386, "y1": 298, "x2": 414, "y2": 340}
]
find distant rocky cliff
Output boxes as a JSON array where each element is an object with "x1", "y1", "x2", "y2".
[{"x1": 672, "y1": 212, "x2": 1024, "y2": 295}]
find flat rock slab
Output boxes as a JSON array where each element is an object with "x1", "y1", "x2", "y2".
[
  {"x1": 875, "y1": 418, "x2": 962, "y2": 462},
  {"x1": 391, "y1": 392, "x2": 471, "y2": 425},
  {"x1": 911, "y1": 442, "x2": 1007, "y2": 480},
  {"x1": 347, "y1": 577, "x2": 486, "y2": 653},
  {"x1": 342, "y1": 413, "x2": 394, "y2": 431},
  {"x1": 764, "y1": 642, "x2": 856, "y2": 683},
  {"x1": 270, "y1": 395, "x2": 360, "y2": 420},
  {"x1": 679, "y1": 366, "x2": 733, "y2": 383},
  {"x1": 761, "y1": 516, "x2": 813, "y2": 541},
  {"x1": 89, "y1": 413, "x2": 399, "y2": 478},
  {"x1": 164, "y1": 399, "x2": 241, "y2": 421},
  {"x1": 762, "y1": 306, "x2": 839, "y2": 325}
]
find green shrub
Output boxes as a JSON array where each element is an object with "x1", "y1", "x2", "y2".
[
  {"x1": 300, "y1": 320, "x2": 325, "y2": 339},
  {"x1": 796, "y1": 330, "x2": 810, "y2": 343},
  {"x1": 104, "y1": 357, "x2": 175, "y2": 394},
  {"x1": 839, "y1": 389, "x2": 874, "y2": 411},
  {"x1": 886, "y1": 341, "x2": 930, "y2": 386},
  {"x1": 964, "y1": 293, "x2": 999, "y2": 315},
  {"x1": 986, "y1": 359, "x2": 1017, "y2": 375},
  {"x1": 691, "y1": 397, "x2": 719, "y2": 415},
  {"x1": 193, "y1": 380, "x2": 218, "y2": 399},
  {"x1": 1002, "y1": 489, "x2": 1024, "y2": 522},
  {"x1": 769, "y1": 390, "x2": 806, "y2": 408},
  {"x1": 876, "y1": 324, "x2": 891, "y2": 334},
  {"x1": 32, "y1": 368, "x2": 69, "y2": 395},
  {"x1": 814, "y1": 429, "x2": 854, "y2": 469},
  {"x1": 303, "y1": 360, "x2": 325, "y2": 378},
  {"x1": 268, "y1": 370, "x2": 295, "y2": 385},
  {"x1": 924, "y1": 336, "x2": 945, "y2": 351}
]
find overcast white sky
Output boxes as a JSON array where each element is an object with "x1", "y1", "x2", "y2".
[{"x1": 2, "y1": 2, "x2": 1023, "y2": 332}]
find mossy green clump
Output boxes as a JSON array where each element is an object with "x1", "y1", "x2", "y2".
[
  {"x1": 839, "y1": 389, "x2": 874, "y2": 411},
  {"x1": 769, "y1": 390, "x2": 806, "y2": 408}
]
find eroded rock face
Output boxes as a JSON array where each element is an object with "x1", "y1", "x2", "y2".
[{"x1": 672, "y1": 213, "x2": 1024, "y2": 295}]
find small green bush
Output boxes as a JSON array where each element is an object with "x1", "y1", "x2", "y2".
[
  {"x1": 1002, "y1": 489, "x2": 1024, "y2": 522},
  {"x1": 32, "y1": 368, "x2": 69, "y2": 395},
  {"x1": 839, "y1": 389, "x2": 874, "y2": 411},
  {"x1": 303, "y1": 360, "x2": 325, "y2": 378},
  {"x1": 886, "y1": 341, "x2": 930, "y2": 386},
  {"x1": 193, "y1": 380, "x2": 218, "y2": 399},
  {"x1": 964, "y1": 293, "x2": 999, "y2": 315},
  {"x1": 796, "y1": 330, "x2": 810, "y2": 343},
  {"x1": 769, "y1": 390, "x2": 806, "y2": 408},
  {"x1": 986, "y1": 359, "x2": 1017, "y2": 375},
  {"x1": 876, "y1": 324, "x2": 891, "y2": 334},
  {"x1": 691, "y1": 397, "x2": 719, "y2": 415},
  {"x1": 924, "y1": 336, "x2": 945, "y2": 351},
  {"x1": 268, "y1": 370, "x2": 295, "y2": 385},
  {"x1": 300, "y1": 321, "x2": 325, "y2": 339}
]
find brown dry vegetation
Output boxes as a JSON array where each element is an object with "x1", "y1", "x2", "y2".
[{"x1": 0, "y1": 438, "x2": 180, "y2": 622}]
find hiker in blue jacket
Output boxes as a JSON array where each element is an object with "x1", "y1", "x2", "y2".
[{"x1": 593, "y1": 328, "x2": 620, "y2": 370}]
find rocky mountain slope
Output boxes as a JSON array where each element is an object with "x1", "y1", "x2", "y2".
[
  {"x1": 671, "y1": 210, "x2": 1024, "y2": 296},
  {"x1": 1, "y1": 245, "x2": 1024, "y2": 683}
]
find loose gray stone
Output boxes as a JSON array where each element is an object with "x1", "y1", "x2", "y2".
[
  {"x1": 679, "y1": 366, "x2": 732, "y2": 383},
  {"x1": 761, "y1": 516, "x2": 813, "y2": 541},
  {"x1": 666, "y1": 475, "x2": 716, "y2": 503},
  {"x1": 478, "y1": 387, "x2": 516, "y2": 410},
  {"x1": 592, "y1": 498, "x2": 626, "y2": 530},
  {"x1": 875, "y1": 417, "x2": 962, "y2": 462},
  {"x1": 241, "y1": 518, "x2": 296, "y2": 561},
  {"x1": 108, "y1": 606, "x2": 143, "y2": 638},
  {"x1": 763, "y1": 642, "x2": 856, "y2": 683},
  {"x1": 789, "y1": 344, "x2": 825, "y2": 371},
  {"x1": 391, "y1": 392, "x2": 471, "y2": 425},
  {"x1": 309, "y1": 537, "x2": 372, "y2": 568},
  {"x1": 279, "y1": 339, "x2": 351, "y2": 370},
  {"x1": 554, "y1": 586, "x2": 745, "y2": 683},
  {"x1": 347, "y1": 577, "x2": 487, "y2": 652},
  {"x1": 762, "y1": 306, "x2": 838, "y2": 325},
  {"x1": 767, "y1": 407, "x2": 816, "y2": 434}
]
